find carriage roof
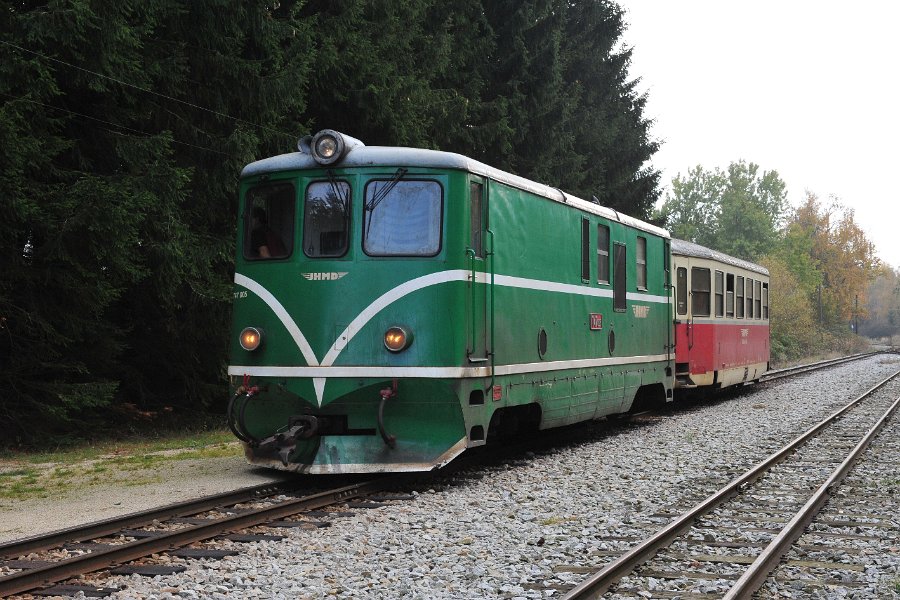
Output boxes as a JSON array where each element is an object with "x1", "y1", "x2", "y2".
[
  {"x1": 242, "y1": 146, "x2": 669, "y2": 239},
  {"x1": 671, "y1": 238, "x2": 769, "y2": 277}
]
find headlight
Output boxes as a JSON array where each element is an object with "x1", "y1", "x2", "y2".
[
  {"x1": 384, "y1": 326, "x2": 412, "y2": 352},
  {"x1": 240, "y1": 327, "x2": 264, "y2": 351},
  {"x1": 311, "y1": 129, "x2": 345, "y2": 165},
  {"x1": 299, "y1": 130, "x2": 364, "y2": 165}
]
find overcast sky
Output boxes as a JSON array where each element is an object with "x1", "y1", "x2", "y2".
[{"x1": 616, "y1": 0, "x2": 900, "y2": 269}]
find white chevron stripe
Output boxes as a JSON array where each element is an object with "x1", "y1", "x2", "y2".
[
  {"x1": 321, "y1": 270, "x2": 470, "y2": 366},
  {"x1": 233, "y1": 273, "x2": 319, "y2": 366},
  {"x1": 233, "y1": 269, "x2": 671, "y2": 406}
]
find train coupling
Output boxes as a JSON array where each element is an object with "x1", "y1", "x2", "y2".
[{"x1": 256, "y1": 415, "x2": 319, "y2": 466}]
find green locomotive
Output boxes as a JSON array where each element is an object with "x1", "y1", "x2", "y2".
[{"x1": 228, "y1": 130, "x2": 673, "y2": 473}]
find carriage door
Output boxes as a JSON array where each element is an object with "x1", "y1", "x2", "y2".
[
  {"x1": 467, "y1": 178, "x2": 490, "y2": 363},
  {"x1": 675, "y1": 265, "x2": 691, "y2": 349}
]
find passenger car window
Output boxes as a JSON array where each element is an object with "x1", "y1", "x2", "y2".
[
  {"x1": 726, "y1": 273, "x2": 735, "y2": 317},
  {"x1": 691, "y1": 267, "x2": 711, "y2": 317},
  {"x1": 244, "y1": 182, "x2": 294, "y2": 260},
  {"x1": 715, "y1": 270, "x2": 724, "y2": 317},
  {"x1": 364, "y1": 180, "x2": 442, "y2": 256},
  {"x1": 304, "y1": 180, "x2": 350, "y2": 257},
  {"x1": 755, "y1": 280, "x2": 762, "y2": 319},
  {"x1": 676, "y1": 267, "x2": 687, "y2": 315},
  {"x1": 746, "y1": 278, "x2": 755, "y2": 318}
]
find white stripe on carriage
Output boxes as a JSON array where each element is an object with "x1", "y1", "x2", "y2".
[
  {"x1": 228, "y1": 354, "x2": 670, "y2": 379},
  {"x1": 492, "y1": 273, "x2": 669, "y2": 304},
  {"x1": 234, "y1": 269, "x2": 671, "y2": 405}
]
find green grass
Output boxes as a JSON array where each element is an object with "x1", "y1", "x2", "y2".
[
  {"x1": 0, "y1": 428, "x2": 240, "y2": 501},
  {"x1": 0, "y1": 467, "x2": 38, "y2": 479},
  {"x1": 1, "y1": 429, "x2": 235, "y2": 465}
]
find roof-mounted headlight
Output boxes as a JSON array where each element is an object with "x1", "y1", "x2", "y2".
[
  {"x1": 298, "y1": 130, "x2": 365, "y2": 166},
  {"x1": 312, "y1": 130, "x2": 343, "y2": 164}
]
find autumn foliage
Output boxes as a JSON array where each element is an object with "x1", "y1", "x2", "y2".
[{"x1": 659, "y1": 165, "x2": 882, "y2": 363}]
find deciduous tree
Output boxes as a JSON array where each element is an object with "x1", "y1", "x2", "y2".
[
  {"x1": 761, "y1": 255, "x2": 820, "y2": 361},
  {"x1": 785, "y1": 193, "x2": 879, "y2": 330},
  {"x1": 656, "y1": 161, "x2": 786, "y2": 261},
  {"x1": 859, "y1": 266, "x2": 900, "y2": 340}
]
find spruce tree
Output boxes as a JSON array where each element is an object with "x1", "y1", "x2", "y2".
[{"x1": 0, "y1": 1, "x2": 313, "y2": 443}]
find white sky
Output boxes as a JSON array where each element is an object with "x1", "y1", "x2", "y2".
[{"x1": 616, "y1": 0, "x2": 900, "y2": 269}]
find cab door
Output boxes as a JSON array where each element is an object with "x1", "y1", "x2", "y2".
[{"x1": 466, "y1": 178, "x2": 490, "y2": 363}]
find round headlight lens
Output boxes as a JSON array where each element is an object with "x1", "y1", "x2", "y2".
[
  {"x1": 315, "y1": 136, "x2": 337, "y2": 158},
  {"x1": 240, "y1": 327, "x2": 263, "y2": 351},
  {"x1": 384, "y1": 326, "x2": 412, "y2": 352},
  {"x1": 311, "y1": 130, "x2": 345, "y2": 165}
]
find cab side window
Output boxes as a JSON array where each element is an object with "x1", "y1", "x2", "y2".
[
  {"x1": 636, "y1": 237, "x2": 647, "y2": 290},
  {"x1": 470, "y1": 182, "x2": 484, "y2": 259},
  {"x1": 614, "y1": 243, "x2": 627, "y2": 311},
  {"x1": 597, "y1": 225, "x2": 610, "y2": 284},
  {"x1": 245, "y1": 182, "x2": 294, "y2": 260},
  {"x1": 581, "y1": 218, "x2": 591, "y2": 282}
]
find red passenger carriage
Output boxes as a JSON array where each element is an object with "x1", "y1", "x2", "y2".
[{"x1": 671, "y1": 239, "x2": 770, "y2": 389}]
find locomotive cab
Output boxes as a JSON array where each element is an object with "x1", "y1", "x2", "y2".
[{"x1": 229, "y1": 131, "x2": 485, "y2": 472}]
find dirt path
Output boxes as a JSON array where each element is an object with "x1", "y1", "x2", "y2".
[{"x1": 0, "y1": 451, "x2": 288, "y2": 543}]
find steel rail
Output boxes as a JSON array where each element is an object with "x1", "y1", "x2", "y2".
[
  {"x1": 762, "y1": 351, "x2": 879, "y2": 381},
  {"x1": 0, "y1": 478, "x2": 397, "y2": 598},
  {"x1": 0, "y1": 479, "x2": 300, "y2": 560},
  {"x1": 723, "y1": 392, "x2": 900, "y2": 599},
  {"x1": 562, "y1": 369, "x2": 900, "y2": 600}
]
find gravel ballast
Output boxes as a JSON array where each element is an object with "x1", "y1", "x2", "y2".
[{"x1": 8, "y1": 355, "x2": 900, "y2": 599}]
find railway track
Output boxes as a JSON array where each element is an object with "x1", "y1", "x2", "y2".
[
  {"x1": 760, "y1": 351, "x2": 881, "y2": 383},
  {"x1": 0, "y1": 477, "x2": 409, "y2": 598},
  {"x1": 561, "y1": 369, "x2": 900, "y2": 599},
  {"x1": 1, "y1": 352, "x2": 893, "y2": 598}
]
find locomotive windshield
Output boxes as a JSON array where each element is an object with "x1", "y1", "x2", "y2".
[
  {"x1": 244, "y1": 183, "x2": 294, "y2": 260},
  {"x1": 304, "y1": 180, "x2": 350, "y2": 257},
  {"x1": 363, "y1": 178, "x2": 442, "y2": 256}
]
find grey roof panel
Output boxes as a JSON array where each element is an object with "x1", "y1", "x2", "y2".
[
  {"x1": 671, "y1": 238, "x2": 769, "y2": 276},
  {"x1": 241, "y1": 145, "x2": 669, "y2": 239}
]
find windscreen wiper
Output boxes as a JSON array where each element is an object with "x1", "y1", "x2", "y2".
[
  {"x1": 325, "y1": 169, "x2": 350, "y2": 213},
  {"x1": 365, "y1": 168, "x2": 408, "y2": 212}
]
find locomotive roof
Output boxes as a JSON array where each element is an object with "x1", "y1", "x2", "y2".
[
  {"x1": 241, "y1": 146, "x2": 669, "y2": 239},
  {"x1": 670, "y1": 238, "x2": 769, "y2": 277}
]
